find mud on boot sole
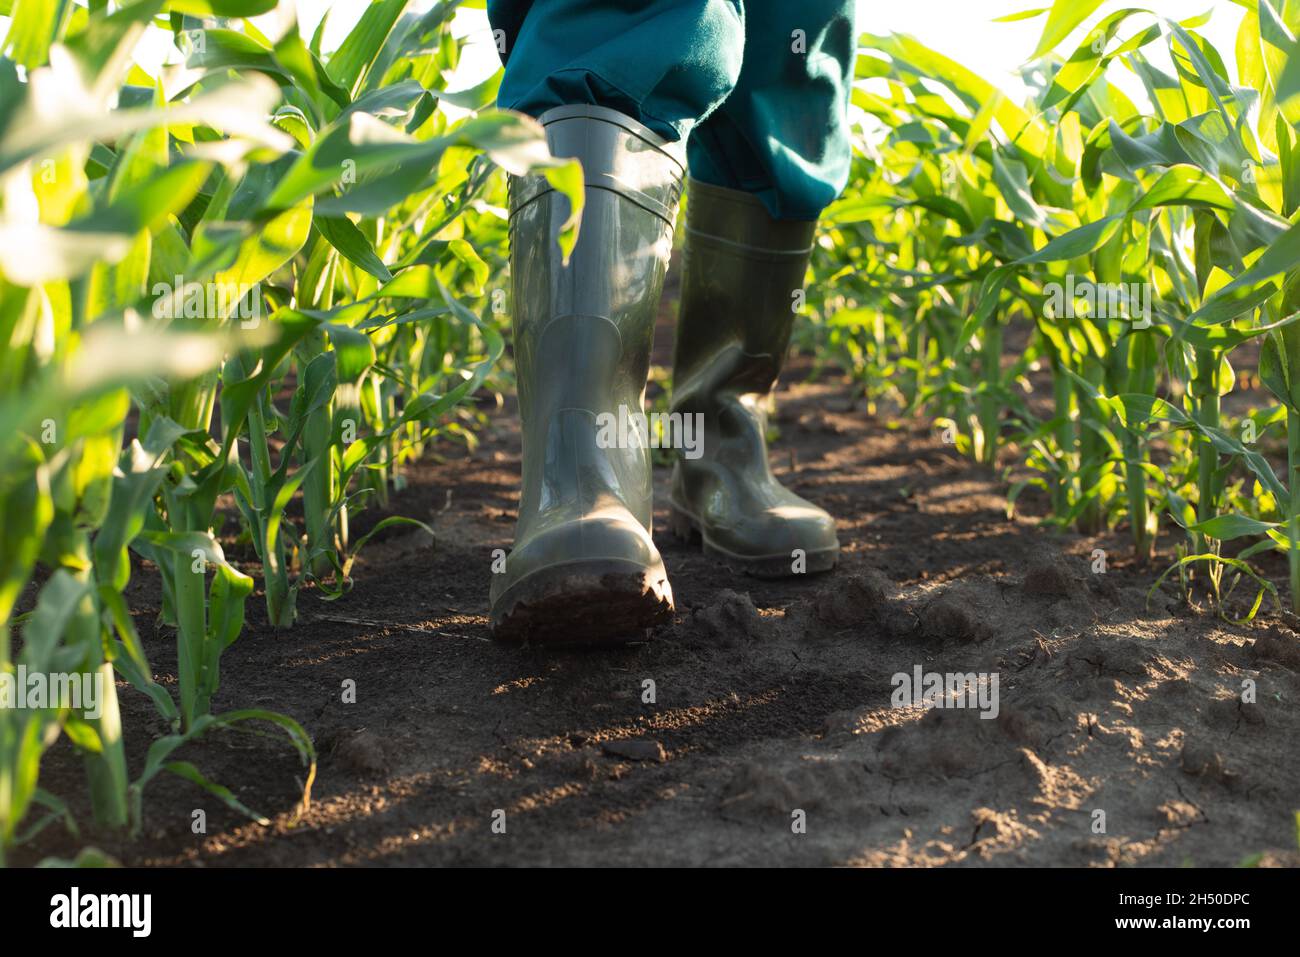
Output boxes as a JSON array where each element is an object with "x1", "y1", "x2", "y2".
[{"x1": 491, "y1": 558, "x2": 674, "y2": 645}]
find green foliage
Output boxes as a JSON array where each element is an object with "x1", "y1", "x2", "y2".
[
  {"x1": 0, "y1": 0, "x2": 581, "y2": 864},
  {"x1": 803, "y1": 1, "x2": 1300, "y2": 619}
]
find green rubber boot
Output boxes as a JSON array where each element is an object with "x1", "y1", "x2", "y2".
[
  {"x1": 490, "y1": 106, "x2": 684, "y2": 643},
  {"x1": 668, "y1": 179, "x2": 839, "y2": 578}
]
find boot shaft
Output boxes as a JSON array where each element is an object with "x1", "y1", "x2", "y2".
[
  {"x1": 509, "y1": 106, "x2": 685, "y2": 417},
  {"x1": 672, "y1": 179, "x2": 816, "y2": 407},
  {"x1": 666, "y1": 180, "x2": 839, "y2": 575},
  {"x1": 507, "y1": 106, "x2": 685, "y2": 532}
]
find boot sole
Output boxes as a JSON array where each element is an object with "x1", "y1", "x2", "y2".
[
  {"x1": 669, "y1": 504, "x2": 838, "y2": 579},
  {"x1": 491, "y1": 558, "x2": 674, "y2": 646}
]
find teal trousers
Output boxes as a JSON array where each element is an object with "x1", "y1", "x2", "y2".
[{"x1": 486, "y1": 0, "x2": 857, "y2": 221}]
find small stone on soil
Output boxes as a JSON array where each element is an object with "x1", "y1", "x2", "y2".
[{"x1": 600, "y1": 738, "x2": 666, "y2": 763}]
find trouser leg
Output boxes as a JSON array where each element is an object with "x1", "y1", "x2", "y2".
[
  {"x1": 487, "y1": 0, "x2": 745, "y2": 144},
  {"x1": 686, "y1": 0, "x2": 857, "y2": 220}
]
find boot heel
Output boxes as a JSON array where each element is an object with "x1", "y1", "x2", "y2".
[{"x1": 669, "y1": 506, "x2": 701, "y2": 544}]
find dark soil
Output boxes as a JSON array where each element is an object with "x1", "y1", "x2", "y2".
[{"x1": 14, "y1": 277, "x2": 1300, "y2": 868}]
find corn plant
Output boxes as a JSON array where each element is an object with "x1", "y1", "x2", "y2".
[
  {"x1": 0, "y1": 0, "x2": 301, "y2": 858},
  {"x1": 0, "y1": 0, "x2": 581, "y2": 862},
  {"x1": 801, "y1": 1, "x2": 1300, "y2": 619}
]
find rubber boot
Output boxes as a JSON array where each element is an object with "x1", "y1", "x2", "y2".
[
  {"x1": 490, "y1": 106, "x2": 685, "y2": 643},
  {"x1": 668, "y1": 179, "x2": 839, "y2": 578}
]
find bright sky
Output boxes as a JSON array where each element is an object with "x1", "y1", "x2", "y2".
[
  {"x1": 1, "y1": 1, "x2": 1251, "y2": 113},
  {"x1": 861, "y1": 0, "x2": 1242, "y2": 88},
  {"x1": 421, "y1": 0, "x2": 1249, "y2": 109}
]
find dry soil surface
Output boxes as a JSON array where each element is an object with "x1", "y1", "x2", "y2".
[{"x1": 19, "y1": 296, "x2": 1300, "y2": 868}]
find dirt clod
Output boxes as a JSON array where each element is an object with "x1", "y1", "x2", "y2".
[
  {"x1": 821, "y1": 709, "x2": 861, "y2": 738},
  {"x1": 1252, "y1": 628, "x2": 1300, "y2": 671},
  {"x1": 1022, "y1": 547, "x2": 1076, "y2": 598},
  {"x1": 679, "y1": 589, "x2": 768, "y2": 645},
  {"x1": 802, "y1": 569, "x2": 897, "y2": 632},
  {"x1": 918, "y1": 582, "x2": 994, "y2": 643},
  {"x1": 1180, "y1": 737, "x2": 1225, "y2": 779},
  {"x1": 719, "y1": 762, "x2": 800, "y2": 815},
  {"x1": 334, "y1": 730, "x2": 388, "y2": 776}
]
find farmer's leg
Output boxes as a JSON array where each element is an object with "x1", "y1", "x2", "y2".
[
  {"x1": 484, "y1": 1, "x2": 747, "y2": 642},
  {"x1": 668, "y1": 0, "x2": 856, "y2": 576},
  {"x1": 686, "y1": 0, "x2": 856, "y2": 220},
  {"x1": 487, "y1": 0, "x2": 744, "y2": 143}
]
